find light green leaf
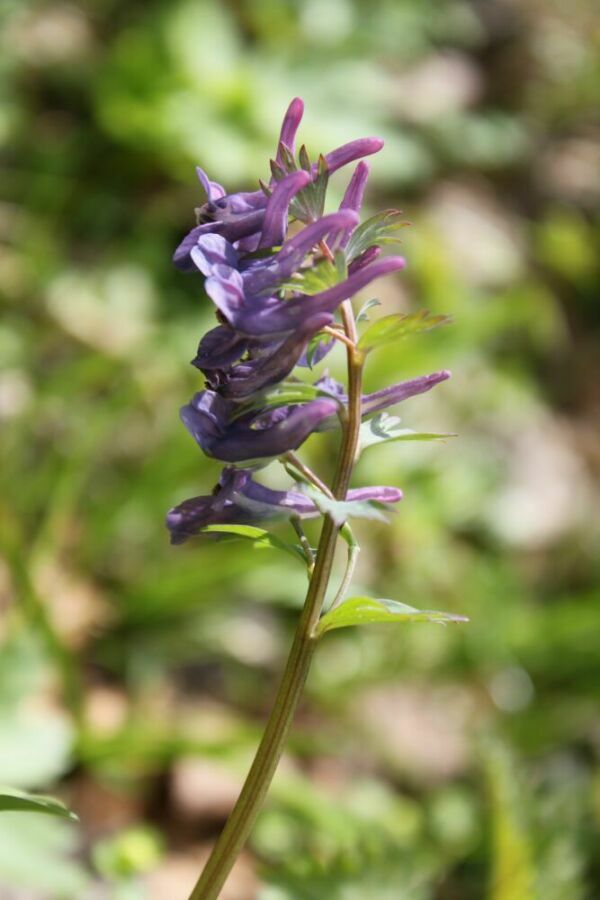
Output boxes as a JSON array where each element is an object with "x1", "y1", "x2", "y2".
[
  {"x1": 231, "y1": 381, "x2": 321, "y2": 419},
  {"x1": 304, "y1": 331, "x2": 334, "y2": 368},
  {"x1": 233, "y1": 379, "x2": 344, "y2": 420},
  {"x1": 279, "y1": 256, "x2": 342, "y2": 296},
  {"x1": 301, "y1": 485, "x2": 393, "y2": 527},
  {"x1": 201, "y1": 525, "x2": 305, "y2": 563},
  {"x1": 356, "y1": 297, "x2": 381, "y2": 323},
  {"x1": 316, "y1": 597, "x2": 468, "y2": 637},
  {"x1": 359, "y1": 413, "x2": 455, "y2": 452},
  {"x1": 358, "y1": 309, "x2": 451, "y2": 353},
  {"x1": 345, "y1": 209, "x2": 409, "y2": 262},
  {"x1": 0, "y1": 788, "x2": 78, "y2": 821}
]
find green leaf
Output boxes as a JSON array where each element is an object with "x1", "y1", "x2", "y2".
[
  {"x1": 301, "y1": 485, "x2": 393, "y2": 527},
  {"x1": 0, "y1": 788, "x2": 78, "y2": 821},
  {"x1": 316, "y1": 597, "x2": 468, "y2": 637},
  {"x1": 304, "y1": 332, "x2": 334, "y2": 368},
  {"x1": 231, "y1": 381, "x2": 322, "y2": 420},
  {"x1": 356, "y1": 297, "x2": 381, "y2": 323},
  {"x1": 279, "y1": 257, "x2": 342, "y2": 296},
  {"x1": 289, "y1": 151, "x2": 330, "y2": 224},
  {"x1": 358, "y1": 309, "x2": 451, "y2": 353},
  {"x1": 200, "y1": 525, "x2": 305, "y2": 563},
  {"x1": 359, "y1": 413, "x2": 455, "y2": 452},
  {"x1": 345, "y1": 209, "x2": 409, "y2": 262}
]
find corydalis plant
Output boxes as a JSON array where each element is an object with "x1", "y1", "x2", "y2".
[{"x1": 169, "y1": 98, "x2": 466, "y2": 900}]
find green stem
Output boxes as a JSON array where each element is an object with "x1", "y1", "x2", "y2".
[{"x1": 187, "y1": 300, "x2": 363, "y2": 900}]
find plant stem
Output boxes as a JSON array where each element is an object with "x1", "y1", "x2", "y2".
[
  {"x1": 282, "y1": 451, "x2": 335, "y2": 498},
  {"x1": 328, "y1": 539, "x2": 360, "y2": 613},
  {"x1": 187, "y1": 299, "x2": 363, "y2": 900}
]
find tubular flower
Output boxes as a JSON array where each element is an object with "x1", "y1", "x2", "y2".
[
  {"x1": 314, "y1": 370, "x2": 452, "y2": 427},
  {"x1": 167, "y1": 467, "x2": 402, "y2": 544},
  {"x1": 180, "y1": 390, "x2": 338, "y2": 464},
  {"x1": 173, "y1": 97, "x2": 384, "y2": 271}
]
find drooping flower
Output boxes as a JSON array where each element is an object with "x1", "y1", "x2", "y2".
[
  {"x1": 194, "y1": 312, "x2": 333, "y2": 399},
  {"x1": 180, "y1": 390, "x2": 338, "y2": 463},
  {"x1": 167, "y1": 467, "x2": 402, "y2": 544}
]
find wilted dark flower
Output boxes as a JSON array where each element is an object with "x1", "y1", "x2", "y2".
[
  {"x1": 167, "y1": 467, "x2": 402, "y2": 544},
  {"x1": 195, "y1": 313, "x2": 333, "y2": 399},
  {"x1": 180, "y1": 390, "x2": 338, "y2": 463}
]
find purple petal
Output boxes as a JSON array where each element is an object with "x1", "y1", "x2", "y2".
[
  {"x1": 205, "y1": 267, "x2": 246, "y2": 319},
  {"x1": 258, "y1": 170, "x2": 311, "y2": 249},
  {"x1": 338, "y1": 161, "x2": 370, "y2": 248},
  {"x1": 362, "y1": 371, "x2": 452, "y2": 417},
  {"x1": 219, "y1": 313, "x2": 333, "y2": 398},
  {"x1": 323, "y1": 137, "x2": 384, "y2": 175},
  {"x1": 212, "y1": 398, "x2": 338, "y2": 462},
  {"x1": 191, "y1": 233, "x2": 239, "y2": 276},
  {"x1": 340, "y1": 162, "x2": 370, "y2": 215},
  {"x1": 213, "y1": 254, "x2": 406, "y2": 337},
  {"x1": 348, "y1": 245, "x2": 381, "y2": 274},
  {"x1": 346, "y1": 485, "x2": 403, "y2": 504},
  {"x1": 173, "y1": 222, "x2": 217, "y2": 272},
  {"x1": 276, "y1": 97, "x2": 304, "y2": 162},
  {"x1": 195, "y1": 166, "x2": 226, "y2": 203},
  {"x1": 243, "y1": 210, "x2": 359, "y2": 296},
  {"x1": 192, "y1": 325, "x2": 249, "y2": 370}
]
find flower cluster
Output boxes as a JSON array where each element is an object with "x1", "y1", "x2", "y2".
[{"x1": 168, "y1": 98, "x2": 448, "y2": 544}]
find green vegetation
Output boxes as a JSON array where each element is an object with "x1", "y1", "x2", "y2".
[{"x1": 1, "y1": 1, "x2": 598, "y2": 897}]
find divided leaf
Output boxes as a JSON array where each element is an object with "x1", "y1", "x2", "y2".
[
  {"x1": 232, "y1": 380, "x2": 339, "y2": 419},
  {"x1": 200, "y1": 525, "x2": 305, "y2": 563},
  {"x1": 359, "y1": 413, "x2": 455, "y2": 452},
  {"x1": 356, "y1": 298, "x2": 381, "y2": 323},
  {"x1": 302, "y1": 485, "x2": 394, "y2": 527},
  {"x1": 358, "y1": 310, "x2": 451, "y2": 354},
  {"x1": 316, "y1": 597, "x2": 468, "y2": 637},
  {"x1": 345, "y1": 210, "x2": 409, "y2": 262},
  {"x1": 280, "y1": 256, "x2": 343, "y2": 296},
  {"x1": 0, "y1": 788, "x2": 78, "y2": 821}
]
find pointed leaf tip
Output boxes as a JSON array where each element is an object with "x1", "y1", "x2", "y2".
[{"x1": 316, "y1": 596, "x2": 469, "y2": 637}]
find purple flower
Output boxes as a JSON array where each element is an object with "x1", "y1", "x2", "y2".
[
  {"x1": 314, "y1": 370, "x2": 452, "y2": 429},
  {"x1": 173, "y1": 97, "x2": 385, "y2": 271},
  {"x1": 194, "y1": 313, "x2": 333, "y2": 399},
  {"x1": 180, "y1": 390, "x2": 338, "y2": 463},
  {"x1": 205, "y1": 253, "x2": 405, "y2": 338},
  {"x1": 167, "y1": 466, "x2": 402, "y2": 544}
]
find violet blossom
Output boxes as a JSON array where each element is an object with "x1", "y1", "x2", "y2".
[{"x1": 167, "y1": 467, "x2": 402, "y2": 544}]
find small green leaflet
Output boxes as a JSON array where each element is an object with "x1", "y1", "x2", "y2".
[
  {"x1": 358, "y1": 309, "x2": 451, "y2": 354},
  {"x1": 359, "y1": 413, "x2": 455, "y2": 452},
  {"x1": 304, "y1": 332, "x2": 334, "y2": 368},
  {"x1": 345, "y1": 209, "x2": 409, "y2": 263},
  {"x1": 280, "y1": 251, "x2": 347, "y2": 296},
  {"x1": 270, "y1": 143, "x2": 330, "y2": 224},
  {"x1": 200, "y1": 525, "x2": 305, "y2": 563},
  {"x1": 356, "y1": 298, "x2": 381, "y2": 323},
  {"x1": 302, "y1": 485, "x2": 393, "y2": 527},
  {"x1": 231, "y1": 381, "x2": 326, "y2": 419},
  {"x1": 0, "y1": 788, "x2": 78, "y2": 821},
  {"x1": 316, "y1": 597, "x2": 469, "y2": 637}
]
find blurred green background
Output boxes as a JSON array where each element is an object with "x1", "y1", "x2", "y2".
[{"x1": 1, "y1": 0, "x2": 599, "y2": 897}]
